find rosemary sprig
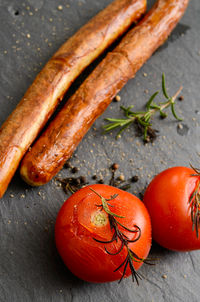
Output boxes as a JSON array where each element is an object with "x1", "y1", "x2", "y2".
[
  {"x1": 90, "y1": 188, "x2": 152, "y2": 284},
  {"x1": 189, "y1": 182, "x2": 200, "y2": 238},
  {"x1": 189, "y1": 165, "x2": 200, "y2": 238},
  {"x1": 103, "y1": 74, "x2": 183, "y2": 142}
]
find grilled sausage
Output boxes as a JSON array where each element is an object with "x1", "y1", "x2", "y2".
[
  {"x1": 0, "y1": 0, "x2": 146, "y2": 198},
  {"x1": 20, "y1": 0, "x2": 189, "y2": 187}
]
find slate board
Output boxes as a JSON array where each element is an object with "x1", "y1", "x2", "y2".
[{"x1": 0, "y1": 0, "x2": 200, "y2": 301}]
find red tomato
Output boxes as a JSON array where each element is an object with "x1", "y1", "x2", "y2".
[
  {"x1": 143, "y1": 166, "x2": 200, "y2": 251},
  {"x1": 55, "y1": 184, "x2": 151, "y2": 283}
]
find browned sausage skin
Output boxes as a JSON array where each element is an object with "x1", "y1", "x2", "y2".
[
  {"x1": 0, "y1": 0, "x2": 147, "y2": 198},
  {"x1": 20, "y1": 0, "x2": 190, "y2": 187}
]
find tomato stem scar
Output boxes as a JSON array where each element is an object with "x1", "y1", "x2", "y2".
[{"x1": 91, "y1": 211, "x2": 108, "y2": 227}]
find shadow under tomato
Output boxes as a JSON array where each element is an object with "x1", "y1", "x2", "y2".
[{"x1": 149, "y1": 240, "x2": 178, "y2": 261}]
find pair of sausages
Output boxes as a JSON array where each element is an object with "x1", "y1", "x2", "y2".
[
  {"x1": 20, "y1": 0, "x2": 190, "y2": 187},
  {"x1": 0, "y1": 0, "x2": 146, "y2": 198},
  {"x1": 0, "y1": 0, "x2": 190, "y2": 197}
]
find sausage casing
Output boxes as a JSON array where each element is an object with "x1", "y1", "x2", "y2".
[
  {"x1": 20, "y1": 0, "x2": 189, "y2": 186},
  {"x1": 0, "y1": 0, "x2": 146, "y2": 197}
]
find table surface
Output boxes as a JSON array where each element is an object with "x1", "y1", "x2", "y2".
[{"x1": 0, "y1": 0, "x2": 200, "y2": 301}]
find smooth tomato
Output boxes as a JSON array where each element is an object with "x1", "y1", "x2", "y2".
[
  {"x1": 55, "y1": 184, "x2": 151, "y2": 283},
  {"x1": 143, "y1": 166, "x2": 200, "y2": 251}
]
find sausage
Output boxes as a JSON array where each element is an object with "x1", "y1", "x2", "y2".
[
  {"x1": 20, "y1": 0, "x2": 189, "y2": 187},
  {"x1": 0, "y1": 0, "x2": 146, "y2": 198}
]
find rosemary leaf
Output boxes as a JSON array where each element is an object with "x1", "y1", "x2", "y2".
[
  {"x1": 116, "y1": 122, "x2": 132, "y2": 139},
  {"x1": 162, "y1": 73, "x2": 169, "y2": 99},
  {"x1": 146, "y1": 91, "x2": 159, "y2": 110},
  {"x1": 171, "y1": 102, "x2": 183, "y2": 121}
]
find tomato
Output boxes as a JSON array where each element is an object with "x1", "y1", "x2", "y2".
[
  {"x1": 143, "y1": 166, "x2": 200, "y2": 251},
  {"x1": 55, "y1": 184, "x2": 151, "y2": 283}
]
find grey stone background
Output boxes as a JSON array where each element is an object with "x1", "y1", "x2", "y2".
[{"x1": 0, "y1": 0, "x2": 200, "y2": 301}]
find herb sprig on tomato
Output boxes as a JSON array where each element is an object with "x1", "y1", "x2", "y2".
[{"x1": 90, "y1": 188, "x2": 152, "y2": 284}]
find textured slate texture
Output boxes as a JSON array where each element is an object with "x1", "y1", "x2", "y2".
[{"x1": 0, "y1": 0, "x2": 200, "y2": 301}]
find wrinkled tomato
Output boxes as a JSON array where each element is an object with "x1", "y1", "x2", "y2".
[
  {"x1": 143, "y1": 166, "x2": 200, "y2": 251},
  {"x1": 55, "y1": 184, "x2": 151, "y2": 283}
]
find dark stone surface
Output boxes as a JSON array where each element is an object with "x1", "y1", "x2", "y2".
[{"x1": 0, "y1": 0, "x2": 200, "y2": 301}]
